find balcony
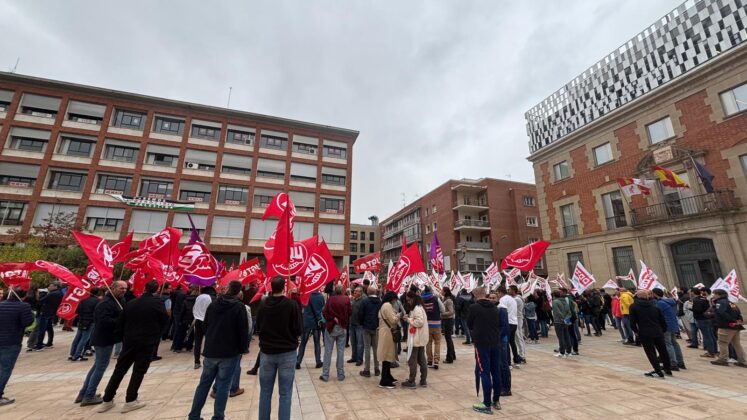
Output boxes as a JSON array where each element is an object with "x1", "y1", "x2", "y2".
[
  {"x1": 630, "y1": 190, "x2": 740, "y2": 227},
  {"x1": 453, "y1": 219, "x2": 490, "y2": 231},
  {"x1": 382, "y1": 218, "x2": 420, "y2": 239},
  {"x1": 457, "y1": 241, "x2": 492, "y2": 250},
  {"x1": 562, "y1": 224, "x2": 578, "y2": 238},
  {"x1": 605, "y1": 214, "x2": 628, "y2": 230},
  {"x1": 452, "y1": 197, "x2": 488, "y2": 210}
]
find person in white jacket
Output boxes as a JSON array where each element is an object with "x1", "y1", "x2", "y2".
[{"x1": 401, "y1": 291, "x2": 429, "y2": 389}]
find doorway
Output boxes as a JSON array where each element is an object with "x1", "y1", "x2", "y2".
[{"x1": 671, "y1": 238, "x2": 721, "y2": 288}]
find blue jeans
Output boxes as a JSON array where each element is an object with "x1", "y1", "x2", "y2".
[
  {"x1": 689, "y1": 322, "x2": 699, "y2": 347},
  {"x1": 213, "y1": 355, "x2": 242, "y2": 394},
  {"x1": 539, "y1": 319, "x2": 549, "y2": 337},
  {"x1": 499, "y1": 341, "x2": 511, "y2": 393},
  {"x1": 322, "y1": 329, "x2": 346, "y2": 380},
  {"x1": 297, "y1": 327, "x2": 321, "y2": 365},
  {"x1": 0, "y1": 344, "x2": 21, "y2": 398},
  {"x1": 696, "y1": 319, "x2": 717, "y2": 354},
  {"x1": 475, "y1": 345, "x2": 502, "y2": 406},
  {"x1": 350, "y1": 325, "x2": 364, "y2": 363},
  {"x1": 663, "y1": 331, "x2": 683, "y2": 367},
  {"x1": 259, "y1": 350, "x2": 296, "y2": 420},
  {"x1": 70, "y1": 326, "x2": 94, "y2": 358},
  {"x1": 78, "y1": 345, "x2": 114, "y2": 400},
  {"x1": 188, "y1": 356, "x2": 240, "y2": 420},
  {"x1": 615, "y1": 317, "x2": 626, "y2": 341},
  {"x1": 527, "y1": 319, "x2": 538, "y2": 340},
  {"x1": 622, "y1": 315, "x2": 635, "y2": 343},
  {"x1": 461, "y1": 317, "x2": 472, "y2": 342},
  {"x1": 34, "y1": 315, "x2": 54, "y2": 349}
]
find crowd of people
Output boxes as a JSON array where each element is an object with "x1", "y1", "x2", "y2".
[{"x1": 0, "y1": 275, "x2": 745, "y2": 418}]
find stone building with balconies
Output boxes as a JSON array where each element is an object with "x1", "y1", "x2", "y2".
[{"x1": 526, "y1": 0, "x2": 747, "y2": 290}]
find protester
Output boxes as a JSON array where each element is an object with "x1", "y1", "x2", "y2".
[
  {"x1": 497, "y1": 287, "x2": 521, "y2": 364},
  {"x1": 441, "y1": 286, "x2": 456, "y2": 363},
  {"x1": 710, "y1": 289, "x2": 747, "y2": 367},
  {"x1": 683, "y1": 289, "x2": 697, "y2": 348},
  {"x1": 692, "y1": 287, "x2": 717, "y2": 357},
  {"x1": 652, "y1": 288, "x2": 686, "y2": 371},
  {"x1": 0, "y1": 287, "x2": 33, "y2": 406},
  {"x1": 611, "y1": 290, "x2": 626, "y2": 342},
  {"x1": 552, "y1": 290, "x2": 572, "y2": 358},
  {"x1": 193, "y1": 286, "x2": 216, "y2": 369},
  {"x1": 33, "y1": 282, "x2": 63, "y2": 351},
  {"x1": 401, "y1": 291, "x2": 428, "y2": 389},
  {"x1": 319, "y1": 285, "x2": 352, "y2": 382},
  {"x1": 347, "y1": 286, "x2": 365, "y2": 366},
  {"x1": 69, "y1": 287, "x2": 101, "y2": 362},
  {"x1": 98, "y1": 280, "x2": 169, "y2": 414},
  {"x1": 375, "y1": 291, "x2": 400, "y2": 389},
  {"x1": 358, "y1": 286, "x2": 381, "y2": 377},
  {"x1": 629, "y1": 290, "x2": 671, "y2": 378},
  {"x1": 524, "y1": 295, "x2": 538, "y2": 344},
  {"x1": 509, "y1": 286, "x2": 527, "y2": 362},
  {"x1": 256, "y1": 276, "x2": 303, "y2": 420},
  {"x1": 170, "y1": 284, "x2": 187, "y2": 352},
  {"x1": 468, "y1": 286, "x2": 504, "y2": 414},
  {"x1": 600, "y1": 288, "x2": 613, "y2": 329},
  {"x1": 188, "y1": 280, "x2": 249, "y2": 420},
  {"x1": 297, "y1": 290, "x2": 324, "y2": 370},
  {"x1": 456, "y1": 289, "x2": 474, "y2": 344},
  {"x1": 619, "y1": 287, "x2": 635, "y2": 345},
  {"x1": 421, "y1": 286, "x2": 442, "y2": 370}
]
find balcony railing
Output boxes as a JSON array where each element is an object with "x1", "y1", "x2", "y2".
[
  {"x1": 457, "y1": 241, "x2": 492, "y2": 250},
  {"x1": 630, "y1": 190, "x2": 740, "y2": 227},
  {"x1": 563, "y1": 224, "x2": 578, "y2": 238},
  {"x1": 453, "y1": 197, "x2": 488, "y2": 207},
  {"x1": 605, "y1": 214, "x2": 627, "y2": 230},
  {"x1": 454, "y1": 219, "x2": 490, "y2": 229}
]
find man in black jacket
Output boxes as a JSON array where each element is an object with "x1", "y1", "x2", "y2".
[
  {"x1": 257, "y1": 276, "x2": 303, "y2": 420},
  {"x1": 710, "y1": 289, "x2": 747, "y2": 367},
  {"x1": 467, "y1": 286, "x2": 505, "y2": 414},
  {"x1": 76, "y1": 281, "x2": 127, "y2": 406},
  {"x1": 456, "y1": 289, "x2": 475, "y2": 344},
  {"x1": 188, "y1": 281, "x2": 248, "y2": 420},
  {"x1": 357, "y1": 286, "x2": 381, "y2": 377},
  {"x1": 692, "y1": 288, "x2": 718, "y2": 356},
  {"x1": 170, "y1": 285, "x2": 187, "y2": 352},
  {"x1": 33, "y1": 282, "x2": 63, "y2": 350},
  {"x1": 98, "y1": 281, "x2": 168, "y2": 414},
  {"x1": 69, "y1": 288, "x2": 102, "y2": 362},
  {"x1": 629, "y1": 290, "x2": 671, "y2": 378},
  {"x1": 0, "y1": 287, "x2": 33, "y2": 406}
]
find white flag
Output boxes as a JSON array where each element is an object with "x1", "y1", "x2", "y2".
[{"x1": 602, "y1": 279, "x2": 618, "y2": 289}]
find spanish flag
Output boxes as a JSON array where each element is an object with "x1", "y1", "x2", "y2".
[{"x1": 653, "y1": 166, "x2": 689, "y2": 188}]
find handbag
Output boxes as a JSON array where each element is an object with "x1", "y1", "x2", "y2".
[{"x1": 382, "y1": 316, "x2": 402, "y2": 343}]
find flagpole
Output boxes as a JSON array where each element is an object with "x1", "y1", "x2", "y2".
[{"x1": 7, "y1": 286, "x2": 22, "y2": 301}]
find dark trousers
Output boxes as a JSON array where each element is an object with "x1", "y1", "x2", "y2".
[
  {"x1": 568, "y1": 322, "x2": 579, "y2": 352},
  {"x1": 407, "y1": 346, "x2": 427, "y2": 383},
  {"x1": 193, "y1": 320, "x2": 205, "y2": 364},
  {"x1": 554, "y1": 324, "x2": 571, "y2": 355},
  {"x1": 103, "y1": 343, "x2": 155, "y2": 403},
  {"x1": 475, "y1": 345, "x2": 502, "y2": 407},
  {"x1": 508, "y1": 324, "x2": 520, "y2": 363},
  {"x1": 172, "y1": 320, "x2": 188, "y2": 351},
  {"x1": 379, "y1": 361, "x2": 396, "y2": 386},
  {"x1": 640, "y1": 335, "x2": 670, "y2": 372},
  {"x1": 499, "y1": 341, "x2": 511, "y2": 393},
  {"x1": 34, "y1": 315, "x2": 54, "y2": 349},
  {"x1": 442, "y1": 318, "x2": 456, "y2": 361}
]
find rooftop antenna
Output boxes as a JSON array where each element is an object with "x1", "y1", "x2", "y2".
[
  {"x1": 505, "y1": 173, "x2": 512, "y2": 180},
  {"x1": 9, "y1": 57, "x2": 20, "y2": 73},
  {"x1": 226, "y1": 86, "x2": 232, "y2": 108},
  {"x1": 401, "y1": 193, "x2": 406, "y2": 208}
]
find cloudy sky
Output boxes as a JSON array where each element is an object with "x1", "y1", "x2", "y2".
[{"x1": 0, "y1": 0, "x2": 680, "y2": 223}]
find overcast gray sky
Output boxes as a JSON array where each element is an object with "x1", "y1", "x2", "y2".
[{"x1": 0, "y1": 0, "x2": 680, "y2": 223}]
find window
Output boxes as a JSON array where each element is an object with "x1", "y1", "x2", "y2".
[
  {"x1": 0, "y1": 90, "x2": 11, "y2": 112},
  {"x1": 293, "y1": 142, "x2": 317, "y2": 155},
  {"x1": 523, "y1": 196, "x2": 535, "y2": 206},
  {"x1": 425, "y1": 208, "x2": 429, "y2": 216},
  {"x1": 323, "y1": 145, "x2": 347, "y2": 159},
  {"x1": 593, "y1": 142, "x2": 613, "y2": 166},
  {"x1": 147, "y1": 153, "x2": 177, "y2": 167},
  {"x1": 526, "y1": 216, "x2": 538, "y2": 227},
  {"x1": 253, "y1": 194, "x2": 274, "y2": 208},
  {"x1": 612, "y1": 246, "x2": 635, "y2": 277},
  {"x1": 646, "y1": 117, "x2": 675, "y2": 144},
  {"x1": 560, "y1": 204, "x2": 577, "y2": 238},
  {"x1": 432, "y1": 205, "x2": 437, "y2": 213},
  {"x1": 184, "y1": 162, "x2": 215, "y2": 171},
  {"x1": 222, "y1": 165, "x2": 250, "y2": 175},
  {"x1": 129, "y1": 210, "x2": 167, "y2": 233},
  {"x1": 553, "y1": 161, "x2": 570, "y2": 181},
  {"x1": 113, "y1": 109, "x2": 146, "y2": 130},
  {"x1": 741, "y1": 154, "x2": 747, "y2": 178},
  {"x1": 720, "y1": 82, "x2": 747, "y2": 117},
  {"x1": 602, "y1": 191, "x2": 626, "y2": 229},
  {"x1": 567, "y1": 252, "x2": 584, "y2": 277},
  {"x1": 290, "y1": 163, "x2": 317, "y2": 183},
  {"x1": 426, "y1": 224, "x2": 431, "y2": 234},
  {"x1": 369, "y1": 232, "x2": 374, "y2": 241},
  {"x1": 48, "y1": 171, "x2": 85, "y2": 192},
  {"x1": 0, "y1": 175, "x2": 35, "y2": 187},
  {"x1": 260, "y1": 135, "x2": 287, "y2": 150},
  {"x1": 61, "y1": 137, "x2": 94, "y2": 157},
  {"x1": 256, "y1": 169, "x2": 284, "y2": 179},
  {"x1": 321, "y1": 174, "x2": 345, "y2": 186},
  {"x1": 320, "y1": 197, "x2": 345, "y2": 214},
  {"x1": 12, "y1": 137, "x2": 47, "y2": 152},
  {"x1": 211, "y1": 216, "x2": 245, "y2": 239},
  {"x1": 86, "y1": 217, "x2": 122, "y2": 232},
  {"x1": 96, "y1": 174, "x2": 132, "y2": 194},
  {"x1": 350, "y1": 231, "x2": 358, "y2": 240},
  {"x1": 217, "y1": 186, "x2": 248, "y2": 205},
  {"x1": 0, "y1": 201, "x2": 26, "y2": 226},
  {"x1": 104, "y1": 145, "x2": 137, "y2": 162},
  {"x1": 154, "y1": 116, "x2": 185, "y2": 135},
  {"x1": 179, "y1": 190, "x2": 211, "y2": 203},
  {"x1": 226, "y1": 129, "x2": 254, "y2": 145},
  {"x1": 369, "y1": 243, "x2": 375, "y2": 253},
  {"x1": 318, "y1": 223, "x2": 345, "y2": 244},
  {"x1": 191, "y1": 124, "x2": 219, "y2": 140},
  {"x1": 528, "y1": 237, "x2": 539, "y2": 243},
  {"x1": 20, "y1": 94, "x2": 60, "y2": 118},
  {"x1": 350, "y1": 243, "x2": 358, "y2": 253},
  {"x1": 433, "y1": 222, "x2": 437, "y2": 231},
  {"x1": 67, "y1": 101, "x2": 105, "y2": 125},
  {"x1": 140, "y1": 179, "x2": 173, "y2": 198}
]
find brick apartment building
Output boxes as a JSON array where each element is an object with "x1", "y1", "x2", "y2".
[
  {"x1": 380, "y1": 178, "x2": 543, "y2": 275},
  {"x1": 348, "y1": 216, "x2": 381, "y2": 277},
  {"x1": 0, "y1": 72, "x2": 357, "y2": 264},
  {"x1": 525, "y1": 0, "x2": 747, "y2": 290}
]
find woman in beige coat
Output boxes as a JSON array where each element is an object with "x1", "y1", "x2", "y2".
[
  {"x1": 377, "y1": 291, "x2": 401, "y2": 389},
  {"x1": 402, "y1": 291, "x2": 429, "y2": 388}
]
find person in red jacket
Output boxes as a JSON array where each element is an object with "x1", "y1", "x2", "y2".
[
  {"x1": 320, "y1": 285, "x2": 352, "y2": 382},
  {"x1": 611, "y1": 292, "x2": 626, "y2": 343}
]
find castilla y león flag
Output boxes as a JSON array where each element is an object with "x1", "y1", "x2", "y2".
[
  {"x1": 298, "y1": 240, "x2": 339, "y2": 305},
  {"x1": 500, "y1": 241, "x2": 550, "y2": 271},
  {"x1": 72, "y1": 231, "x2": 115, "y2": 282},
  {"x1": 386, "y1": 243, "x2": 425, "y2": 292}
]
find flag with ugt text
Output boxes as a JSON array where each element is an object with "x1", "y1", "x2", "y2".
[
  {"x1": 602, "y1": 279, "x2": 619, "y2": 289},
  {"x1": 0, "y1": 262, "x2": 35, "y2": 290},
  {"x1": 554, "y1": 272, "x2": 568, "y2": 289},
  {"x1": 178, "y1": 228, "x2": 220, "y2": 287},
  {"x1": 338, "y1": 265, "x2": 350, "y2": 290},
  {"x1": 500, "y1": 241, "x2": 550, "y2": 271},
  {"x1": 298, "y1": 240, "x2": 339, "y2": 305},
  {"x1": 129, "y1": 227, "x2": 182, "y2": 269},
  {"x1": 34, "y1": 260, "x2": 86, "y2": 290},
  {"x1": 56, "y1": 265, "x2": 97, "y2": 321},
  {"x1": 386, "y1": 243, "x2": 426, "y2": 292},
  {"x1": 637, "y1": 260, "x2": 658, "y2": 290},
  {"x1": 72, "y1": 231, "x2": 115, "y2": 283},
  {"x1": 352, "y1": 251, "x2": 381, "y2": 273},
  {"x1": 571, "y1": 261, "x2": 595, "y2": 293}
]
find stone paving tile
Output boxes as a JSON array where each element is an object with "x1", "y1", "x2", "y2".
[{"x1": 2, "y1": 325, "x2": 747, "y2": 419}]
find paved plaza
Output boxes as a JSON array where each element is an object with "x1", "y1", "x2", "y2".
[{"x1": 3, "y1": 326, "x2": 747, "y2": 420}]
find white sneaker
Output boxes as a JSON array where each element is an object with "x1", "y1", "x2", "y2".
[
  {"x1": 728, "y1": 358, "x2": 738, "y2": 363},
  {"x1": 97, "y1": 400, "x2": 115, "y2": 413},
  {"x1": 563, "y1": 354, "x2": 568, "y2": 359},
  {"x1": 121, "y1": 400, "x2": 146, "y2": 413},
  {"x1": 555, "y1": 353, "x2": 564, "y2": 358}
]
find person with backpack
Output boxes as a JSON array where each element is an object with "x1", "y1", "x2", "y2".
[{"x1": 710, "y1": 289, "x2": 747, "y2": 368}]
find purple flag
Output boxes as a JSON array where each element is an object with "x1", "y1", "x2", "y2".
[{"x1": 429, "y1": 233, "x2": 444, "y2": 274}]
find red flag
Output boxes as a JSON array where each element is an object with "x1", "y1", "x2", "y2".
[
  {"x1": 239, "y1": 257, "x2": 264, "y2": 285},
  {"x1": 72, "y1": 231, "x2": 115, "y2": 282},
  {"x1": 500, "y1": 241, "x2": 550, "y2": 271},
  {"x1": 386, "y1": 243, "x2": 426, "y2": 292},
  {"x1": 267, "y1": 236, "x2": 318, "y2": 278},
  {"x1": 81, "y1": 264, "x2": 108, "y2": 287},
  {"x1": 128, "y1": 268, "x2": 149, "y2": 297},
  {"x1": 132, "y1": 227, "x2": 182, "y2": 268},
  {"x1": 298, "y1": 240, "x2": 340, "y2": 305},
  {"x1": 56, "y1": 265, "x2": 100, "y2": 321},
  {"x1": 34, "y1": 260, "x2": 85, "y2": 290},
  {"x1": 269, "y1": 205, "x2": 294, "y2": 267},
  {"x1": 261, "y1": 192, "x2": 296, "y2": 221},
  {"x1": 338, "y1": 265, "x2": 350, "y2": 290},
  {"x1": 0, "y1": 262, "x2": 35, "y2": 290},
  {"x1": 352, "y1": 252, "x2": 381, "y2": 273},
  {"x1": 111, "y1": 232, "x2": 134, "y2": 262},
  {"x1": 178, "y1": 241, "x2": 220, "y2": 286},
  {"x1": 401, "y1": 235, "x2": 407, "y2": 254}
]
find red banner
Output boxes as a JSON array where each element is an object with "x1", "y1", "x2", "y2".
[
  {"x1": 299, "y1": 240, "x2": 340, "y2": 305},
  {"x1": 131, "y1": 227, "x2": 182, "y2": 268},
  {"x1": 500, "y1": 241, "x2": 550, "y2": 271},
  {"x1": 386, "y1": 243, "x2": 425, "y2": 292},
  {"x1": 267, "y1": 236, "x2": 318, "y2": 278},
  {"x1": 111, "y1": 231, "x2": 134, "y2": 262},
  {"x1": 34, "y1": 260, "x2": 85, "y2": 290},
  {"x1": 352, "y1": 252, "x2": 381, "y2": 273},
  {"x1": 56, "y1": 265, "x2": 97, "y2": 321},
  {"x1": 0, "y1": 262, "x2": 35, "y2": 290},
  {"x1": 73, "y1": 231, "x2": 115, "y2": 281},
  {"x1": 239, "y1": 258, "x2": 264, "y2": 285},
  {"x1": 338, "y1": 265, "x2": 349, "y2": 290},
  {"x1": 262, "y1": 193, "x2": 296, "y2": 262}
]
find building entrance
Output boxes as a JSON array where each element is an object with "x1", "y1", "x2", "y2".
[{"x1": 671, "y1": 238, "x2": 721, "y2": 289}]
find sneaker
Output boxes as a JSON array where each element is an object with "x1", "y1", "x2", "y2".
[
  {"x1": 664, "y1": 370, "x2": 673, "y2": 376},
  {"x1": 74, "y1": 395, "x2": 83, "y2": 404},
  {"x1": 419, "y1": 381, "x2": 428, "y2": 387},
  {"x1": 431, "y1": 364, "x2": 439, "y2": 370},
  {"x1": 346, "y1": 359, "x2": 356, "y2": 364},
  {"x1": 378, "y1": 384, "x2": 395, "y2": 389},
  {"x1": 151, "y1": 356, "x2": 162, "y2": 361},
  {"x1": 338, "y1": 376, "x2": 345, "y2": 381},
  {"x1": 74, "y1": 357, "x2": 89, "y2": 362},
  {"x1": 571, "y1": 352, "x2": 579, "y2": 356},
  {"x1": 319, "y1": 376, "x2": 329, "y2": 382},
  {"x1": 44, "y1": 343, "x2": 54, "y2": 348},
  {"x1": 0, "y1": 397, "x2": 15, "y2": 406},
  {"x1": 555, "y1": 353, "x2": 564, "y2": 358},
  {"x1": 678, "y1": 364, "x2": 687, "y2": 370},
  {"x1": 499, "y1": 391, "x2": 512, "y2": 396},
  {"x1": 670, "y1": 366, "x2": 680, "y2": 371},
  {"x1": 230, "y1": 388, "x2": 244, "y2": 397},
  {"x1": 701, "y1": 352, "x2": 716, "y2": 358},
  {"x1": 492, "y1": 401, "x2": 502, "y2": 411},
  {"x1": 728, "y1": 358, "x2": 738, "y2": 363},
  {"x1": 295, "y1": 364, "x2": 301, "y2": 370},
  {"x1": 68, "y1": 356, "x2": 74, "y2": 361},
  {"x1": 374, "y1": 369, "x2": 381, "y2": 376},
  {"x1": 360, "y1": 370, "x2": 371, "y2": 378},
  {"x1": 644, "y1": 370, "x2": 664, "y2": 378},
  {"x1": 472, "y1": 402, "x2": 493, "y2": 415},
  {"x1": 315, "y1": 362, "x2": 323, "y2": 369},
  {"x1": 97, "y1": 400, "x2": 115, "y2": 413},
  {"x1": 711, "y1": 360, "x2": 730, "y2": 366},
  {"x1": 121, "y1": 400, "x2": 146, "y2": 413},
  {"x1": 462, "y1": 341, "x2": 472, "y2": 345},
  {"x1": 401, "y1": 380, "x2": 416, "y2": 389},
  {"x1": 391, "y1": 362, "x2": 400, "y2": 368},
  {"x1": 80, "y1": 395, "x2": 104, "y2": 406},
  {"x1": 246, "y1": 368, "x2": 257, "y2": 375}
]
